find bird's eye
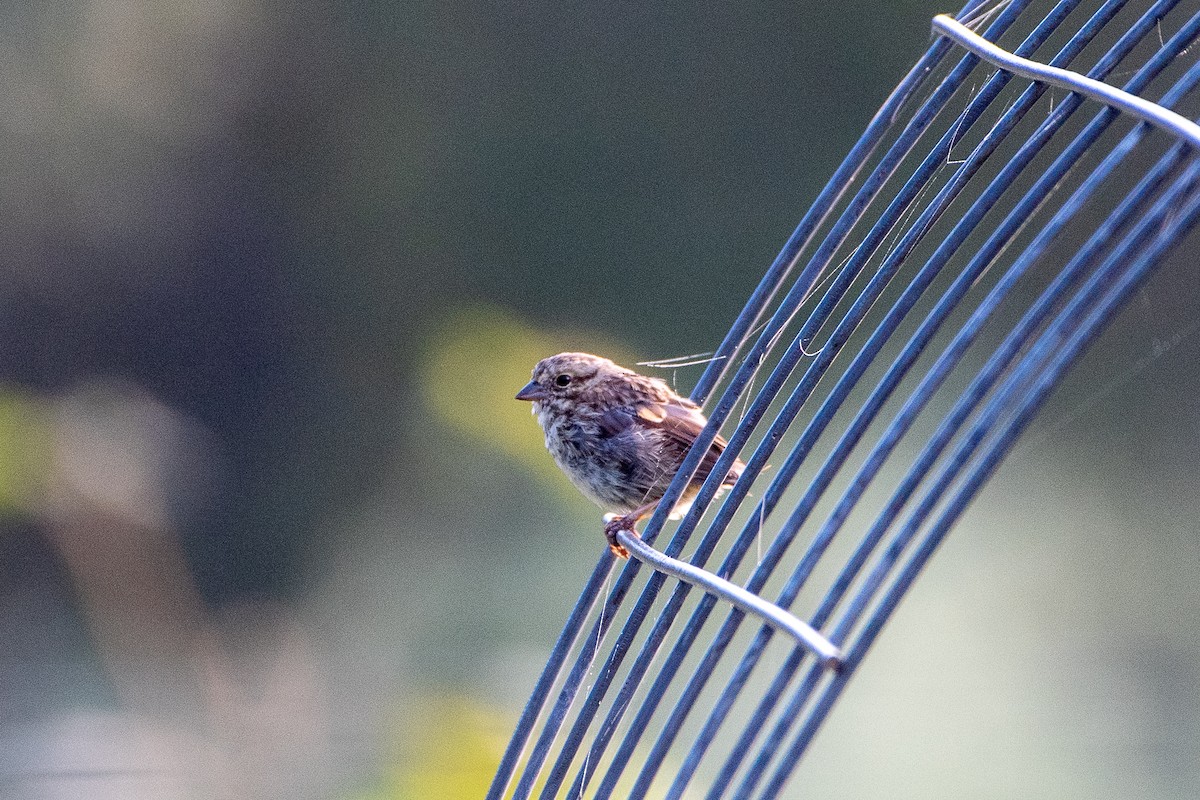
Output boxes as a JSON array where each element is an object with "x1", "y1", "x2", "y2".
[{"x1": 554, "y1": 374, "x2": 572, "y2": 387}]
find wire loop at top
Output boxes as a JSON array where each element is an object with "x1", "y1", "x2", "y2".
[{"x1": 933, "y1": 14, "x2": 1200, "y2": 150}]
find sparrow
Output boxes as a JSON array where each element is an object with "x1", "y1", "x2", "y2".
[{"x1": 516, "y1": 352, "x2": 745, "y2": 558}]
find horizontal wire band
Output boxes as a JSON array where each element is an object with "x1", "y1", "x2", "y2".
[
  {"x1": 613, "y1": 524, "x2": 843, "y2": 669},
  {"x1": 933, "y1": 14, "x2": 1200, "y2": 149}
]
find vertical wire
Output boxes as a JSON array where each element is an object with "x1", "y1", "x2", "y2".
[
  {"x1": 658, "y1": 0, "x2": 1178, "y2": 794},
  {"x1": 757, "y1": 157, "x2": 1200, "y2": 800},
  {"x1": 743, "y1": 67, "x2": 1200, "y2": 800},
  {"x1": 712, "y1": 5, "x2": 1199, "y2": 796}
]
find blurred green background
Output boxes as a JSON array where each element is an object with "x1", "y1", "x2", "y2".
[{"x1": 0, "y1": 1, "x2": 1198, "y2": 798}]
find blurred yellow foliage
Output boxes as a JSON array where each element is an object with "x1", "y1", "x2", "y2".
[
  {"x1": 419, "y1": 304, "x2": 630, "y2": 500},
  {"x1": 0, "y1": 386, "x2": 52, "y2": 515},
  {"x1": 352, "y1": 694, "x2": 508, "y2": 800},
  {"x1": 350, "y1": 692, "x2": 681, "y2": 800}
]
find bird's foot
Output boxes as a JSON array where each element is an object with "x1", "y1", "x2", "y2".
[{"x1": 602, "y1": 513, "x2": 636, "y2": 559}]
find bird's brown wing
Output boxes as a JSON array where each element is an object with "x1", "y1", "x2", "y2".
[{"x1": 635, "y1": 401, "x2": 743, "y2": 486}]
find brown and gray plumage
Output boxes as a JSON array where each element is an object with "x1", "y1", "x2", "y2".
[{"x1": 516, "y1": 352, "x2": 745, "y2": 558}]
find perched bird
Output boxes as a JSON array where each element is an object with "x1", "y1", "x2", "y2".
[{"x1": 516, "y1": 352, "x2": 745, "y2": 558}]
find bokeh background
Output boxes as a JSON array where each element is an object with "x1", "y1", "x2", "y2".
[{"x1": 0, "y1": 1, "x2": 1197, "y2": 798}]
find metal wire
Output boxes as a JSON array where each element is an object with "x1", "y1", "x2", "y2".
[
  {"x1": 612, "y1": 527, "x2": 843, "y2": 668},
  {"x1": 934, "y1": 14, "x2": 1200, "y2": 147},
  {"x1": 488, "y1": 1, "x2": 1200, "y2": 798}
]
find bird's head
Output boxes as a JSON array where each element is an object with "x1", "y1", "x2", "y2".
[{"x1": 515, "y1": 352, "x2": 628, "y2": 404}]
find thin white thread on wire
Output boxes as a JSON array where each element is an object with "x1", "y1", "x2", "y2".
[
  {"x1": 638, "y1": 352, "x2": 725, "y2": 368},
  {"x1": 934, "y1": 14, "x2": 1200, "y2": 150}
]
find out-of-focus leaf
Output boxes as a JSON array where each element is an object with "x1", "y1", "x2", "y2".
[
  {"x1": 352, "y1": 694, "x2": 507, "y2": 800},
  {"x1": 0, "y1": 386, "x2": 51, "y2": 516}
]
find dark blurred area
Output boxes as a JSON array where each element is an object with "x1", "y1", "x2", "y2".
[{"x1": 0, "y1": 1, "x2": 1196, "y2": 799}]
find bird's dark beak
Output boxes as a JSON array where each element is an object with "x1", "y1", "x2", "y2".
[{"x1": 516, "y1": 380, "x2": 548, "y2": 401}]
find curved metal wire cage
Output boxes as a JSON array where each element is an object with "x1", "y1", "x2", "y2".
[{"x1": 490, "y1": 1, "x2": 1200, "y2": 798}]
